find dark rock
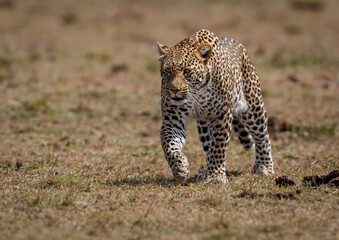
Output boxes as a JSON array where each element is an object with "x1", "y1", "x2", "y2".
[
  {"x1": 16, "y1": 161, "x2": 22, "y2": 170},
  {"x1": 61, "y1": 13, "x2": 77, "y2": 25},
  {"x1": 287, "y1": 74, "x2": 300, "y2": 83},
  {"x1": 111, "y1": 64, "x2": 128, "y2": 74}
]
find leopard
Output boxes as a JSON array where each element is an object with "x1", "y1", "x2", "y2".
[{"x1": 157, "y1": 29, "x2": 274, "y2": 184}]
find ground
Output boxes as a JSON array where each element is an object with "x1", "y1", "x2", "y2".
[{"x1": 0, "y1": 0, "x2": 338, "y2": 239}]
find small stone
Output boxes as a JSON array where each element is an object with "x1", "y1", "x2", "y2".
[{"x1": 16, "y1": 161, "x2": 22, "y2": 169}]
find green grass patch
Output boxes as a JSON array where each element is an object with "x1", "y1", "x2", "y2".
[
  {"x1": 19, "y1": 96, "x2": 55, "y2": 116},
  {"x1": 270, "y1": 51, "x2": 338, "y2": 68}
]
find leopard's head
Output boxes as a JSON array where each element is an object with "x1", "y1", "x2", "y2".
[{"x1": 157, "y1": 29, "x2": 219, "y2": 101}]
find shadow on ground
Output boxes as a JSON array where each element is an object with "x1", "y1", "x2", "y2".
[{"x1": 107, "y1": 170, "x2": 244, "y2": 187}]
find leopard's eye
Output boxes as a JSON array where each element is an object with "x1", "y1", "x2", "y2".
[
  {"x1": 183, "y1": 69, "x2": 191, "y2": 75},
  {"x1": 163, "y1": 67, "x2": 172, "y2": 74}
]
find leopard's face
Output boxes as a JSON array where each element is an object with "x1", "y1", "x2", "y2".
[{"x1": 158, "y1": 39, "x2": 214, "y2": 102}]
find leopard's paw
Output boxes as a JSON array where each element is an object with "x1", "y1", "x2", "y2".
[
  {"x1": 252, "y1": 164, "x2": 274, "y2": 176},
  {"x1": 172, "y1": 168, "x2": 189, "y2": 183},
  {"x1": 197, "y1": 172, "x2": 228, "y2": 185}
]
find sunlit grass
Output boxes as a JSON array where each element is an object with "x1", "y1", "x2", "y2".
[{"x1": 0, "y1": 0, "x2": 338, "y2": 239}]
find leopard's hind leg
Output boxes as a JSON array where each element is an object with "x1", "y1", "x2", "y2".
[
  {"x1": 233, "y1": 98, "x2": 255, "y2": 152},
  {"x1": 232, "y1": 116, "x2": 255, "y2": 152},
  {"x1": 232, "y1": 90, "x2": 255, "y2": 152},
  {"x1": 240, "y1": 49, "x2": 274, "y2": 175}
]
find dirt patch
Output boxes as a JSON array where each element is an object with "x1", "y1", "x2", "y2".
[
  {"x1": 61, "y1": 13, "x2": 77, "y2": 25},
  {"x1": 291, "y1": 0, "x2": 324, "y2": 11},
  {"x1": 271, "y1": 191, "x2": 300, "y2": 200},
  {"x1": 328, "y1": 177, "x2": 339, "y2": 187},
  {"x1": 111, "y1": 64, "x2": 128, "y2": 74},
  {"x1": 287, "y1": 74, "x2": 300, "y2": 83},
  {"x1": 302, "y1": 170, "x2": 339, "y2": 187},
  {"x1": 0, "y1": 0, "x2": 14, "y2": 8},
  {"x1": 275, "y1": 176, "x2": 296, "y2": 187}
]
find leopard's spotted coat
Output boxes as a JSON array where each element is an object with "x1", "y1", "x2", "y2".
[{"x1": 157, "y1": 29, "x2": 274, "y2": 184}]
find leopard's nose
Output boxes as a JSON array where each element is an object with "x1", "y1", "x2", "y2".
[{"x1": 169, "y1": 89, "x2": 180, "y2": 94}]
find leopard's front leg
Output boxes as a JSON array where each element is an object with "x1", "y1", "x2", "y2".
[
  {"x1": 161, "y1": 114, "x2": 189, "y2": 183},
  {"x1": 197, "y1": 110, "x2": 233, "y2": 185}
]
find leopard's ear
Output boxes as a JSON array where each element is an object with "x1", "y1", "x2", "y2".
[
  {"x1": 195, "y1": 44, "x2": 212, "y2": 65},
  {"x1": 157, "y1": 41, "x2": 169, "y2": 57}
]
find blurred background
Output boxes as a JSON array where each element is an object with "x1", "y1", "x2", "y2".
[
  {"x1": 0, "y1": 0, "x2": 338, "y2": 169},
  {"x1": 0, "y1": 0, "x2": 338, "y2": 239}
]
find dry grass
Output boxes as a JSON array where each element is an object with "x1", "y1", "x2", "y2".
[{"x1": 0, "y1": 0, "x2": 338, "y2": 239}]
